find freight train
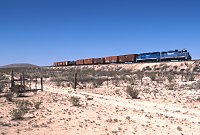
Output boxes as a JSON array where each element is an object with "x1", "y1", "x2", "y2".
[{"x1": 53, "y1": 49, "x2": 192, "y2": 66}]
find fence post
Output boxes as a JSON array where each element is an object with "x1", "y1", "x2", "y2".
[
  {"x1": 74, "y1": 72, "x2": 77, "y2": 90},
  {"x1": 11, "y1": 71, "x2": 14, "y2": 88},
  {"x1": 41, "y1": 77, "x2": 43, "y2": 91},
  {"x1": 107, "y1": 76, "x2": 109, "y2": 87},
  {"x1": 29, "y1": 79, "x2": 31, "y2": 90},
  {"x1": 22, "y1": 72, "x2": 25, "y2": 91},
  {"x1": 35, "y1": 77, "x2": 38, "y2": 90}
]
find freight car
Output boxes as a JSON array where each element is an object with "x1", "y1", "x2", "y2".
[
  {"x1": 53, "y1": 49, "x2": 191, "y2": 67},
  {"x1": 53, "y1": 61, "x2": 76, "y2": 66}
]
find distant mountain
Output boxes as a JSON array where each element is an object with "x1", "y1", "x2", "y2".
[{"x1": 0, "y1": 63, "x2": 40, "y2": 69}]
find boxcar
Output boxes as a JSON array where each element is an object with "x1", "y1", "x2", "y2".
[
  {"x1": 110, "y1": 56, "x2": 119, "y2": 63},
  {"x1": 105, "y1": 57, "x2": 110, "y2": 64},
  {"x1": 94, "y1": 58, "x2": 105, "y2": 64},
  {"x1": 119, "y1": 55, "x2": 126, "y2": 63},
  {"x1": 76, "y1": 59, "x2": 84, "y2": 65},
  {"x1": 126, "y1": 54, "x2": 138, "y2": 62},
  {"x1": 84, "y1": 58, "x2": 94, "y2": 65}
]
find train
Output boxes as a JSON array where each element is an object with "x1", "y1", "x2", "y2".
[{"x1": 53, "y1": 49, "x2": 192, "y2": 67}]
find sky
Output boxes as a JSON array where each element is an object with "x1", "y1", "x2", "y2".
[{"x1": 0, "y1": 0, "x2": 200, "y2": 66}]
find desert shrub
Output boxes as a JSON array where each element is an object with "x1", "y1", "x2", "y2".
[
  {"x1": 93, "y1": 78, "x2": 106, "y2": 87},
  {"x1": 5, "y1": 92, "x2": 14, "y2": 102},
  {"x1": 197, "y1": 97, "x2": 200, "y2": 102},
  {"x1": 142, "y1": 66, "x2": 152, "y2": 72},
  {"x1": 177, "y1": 126, "x2": 182, "y2": 131},
  {"x1": 136, "y1": 71, "x2": 144, "y2": 84},
  {"x1": 195, "y1": 81, "x2": 200, "y2": 90},
  {"x1": 106, "y1": 118, "x2": 118, "y2": 123},
  {"x1": 173, "y1": 66, "x2": 178, "y2": 70},
  {"x1": 167, "y1": 83, "x2": 174, "y2": 90},
  {"x1": 10, "y1": 109, "x2": 27, "y2": 120},
  {"x1": 126, "y1": 86, "x2": 139, "y2": 99},
  {"x1": 70, "y1": 96, "x2": 81, "y2": 106},
  {"x1": 160, "y1": 64, "x2": 168, "y2": 71},
  {"x1": 187, "y1": 73, "x2": 195, "y2": 81},
  {"x1": 112, "y1": 79, "x2": 120, "y2": 87},
  {"x1": 128, "y1": 74, "x2": 137, "y2": 85},
  {"x1": 193, "y1": 65, "x2": 200, "y2": 72},
  {"x1": 16, "y1": 100, "x2": 32, "y2": 110},
  {"x1": 146, "y1": 72, "x2": 157, "y2": 81},
  {"x1": 33, "y1": 101, "x2": 42, "y2": 109},
  {"x1": 115, "y1": 89, "x2": 120, "y2": 95},
  {"x1": 167, "y1": 74, "x2": 174, "y2": 83}
]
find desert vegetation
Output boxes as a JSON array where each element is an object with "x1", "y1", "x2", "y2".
[{"x1": 1, "y1": 61, "x2": 200, "y2": 135}]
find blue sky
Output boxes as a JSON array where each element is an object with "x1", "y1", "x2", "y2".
[{"x1": 0, "y1": 0, "x2": 200, "y2": 66}]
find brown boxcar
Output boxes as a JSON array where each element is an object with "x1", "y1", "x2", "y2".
[
  {"x1": 94, "y1": 58, "x2": 105, "y2": 64},
  {"x1": 62, "y1": 61, "x2": 67, "y2": 66},
  {"x1": 110, "y1": 56, "x2": 119, "y2": 63},
  {"x1": 118, "y1": 55, "x2": 126, "y2": 63},
  {"x1": 125, "y1": 54, "x2": 138, "y2": 62},
  {"x1": 84, "y1": 58, "x2": 94, "y2": 65},
  {"x1": 58, "y1": 62, "x2": 60, "y2": 66},
  {"x1": 59, "y1": 62, "x2": 63, "y2": 66},
  {"x1": 76, "y1": 59, "x2": 84, "y2": 65},
  {"x1": 105, "y1": 57, "x2": 110, "y2": 64},
  {"x1": 93, "y1": 58, "x2": 101, "y2": 64}
]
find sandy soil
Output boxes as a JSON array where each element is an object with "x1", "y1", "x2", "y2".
[{"x1": 0, "y1": 86, "x2": 200, "y2": 135}]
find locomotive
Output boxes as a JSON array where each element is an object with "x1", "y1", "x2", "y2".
[{"x1": 53, "y1": 49, "x2": 192, "y2": 66}]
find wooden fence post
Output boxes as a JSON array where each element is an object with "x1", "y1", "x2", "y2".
[
  {"x1": 35, "y1": 77, "x2": 38, "y2": 90},
  {"x1": 41, "y1": 77, "x2": 43, "y2": 91},
  {"x1": 22, "y1": 72, "x2": 25, "y2": 91},
  {"x1": 11, "y1": 70, "x2": 14, "y2": 88},
  {"x1": 107, "y1": 76, "x2": 109, "y2": 87},
  {"x1": 74, "y1": 72, "x2": 77, "y2": 90}
]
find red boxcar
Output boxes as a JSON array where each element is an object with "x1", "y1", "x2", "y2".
[
  {"x1": 105, "y1": 57, "x2": 110, "y2": 64},
  {"x1": 119, "y1": 55, "x2": 126, "y2": 63},
  {"x1": 84, "y1": 58, "x2": 94, "y2": 65},
  {"x1": 76, "y1": 59, "x2": 84, "y2": 65},
  {"x1": 125, "y1": 54, "x2": 138, "y2": 62},
  {"x1": 110, "y1": 56, "x2": 119, "y2": 63},
  {"x1": 94, "y1": 58, "x2": 105, "y2": 64}
]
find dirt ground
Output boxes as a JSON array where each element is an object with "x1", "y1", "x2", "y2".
[{"x1": 0, "y1": 86, "x2": 200, "y2": 135}]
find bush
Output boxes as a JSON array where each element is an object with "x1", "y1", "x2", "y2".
[
  {"x1": 188, "y1": 74, "x2": 195, "y2": 81},
  {"x1": 70, "y1": 96, "x2": 81, "y2": 106},
  {"x1": 5, "y1": 92, "x2": 14, "y2": 102},
  {"x1": 195, "y1": 81, "x2": 200, "y2": 89},
  {"x1": 33, "y1": 101, "x2": 42, "y2": 109},
  {"x1": 10, "y1": 109, "x2": 27, "y2": 120},
  {"x1": 126, "y1": 86, "x2": 139, "y2": 99},
  {"x1": 146, "y1": 72, "x2": 156, "y2": 81},
  {"x1": 197, "y1": 96, "x2": 200, "y2": 102},
  {"x1": 16, "y1": 100, "x2": 32, "y2": 110},
  {"x1": 167, "y1": 74, "x2": 174, "y2": 83},
  {"x1": 167, "y1": 83, "x2": 174, "y2": 90},
  {"x1": 92, "y1": 78, "x2": 106, "y2": 88}
]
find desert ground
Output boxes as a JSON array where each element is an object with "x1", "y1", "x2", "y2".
[{"x1": 0, "y1": 61, "x2": 200, "y2": 135}]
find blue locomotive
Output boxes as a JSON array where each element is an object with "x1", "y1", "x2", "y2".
[{"x1": 136, "y1": 49, "x2": 191, "y2": 62}]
